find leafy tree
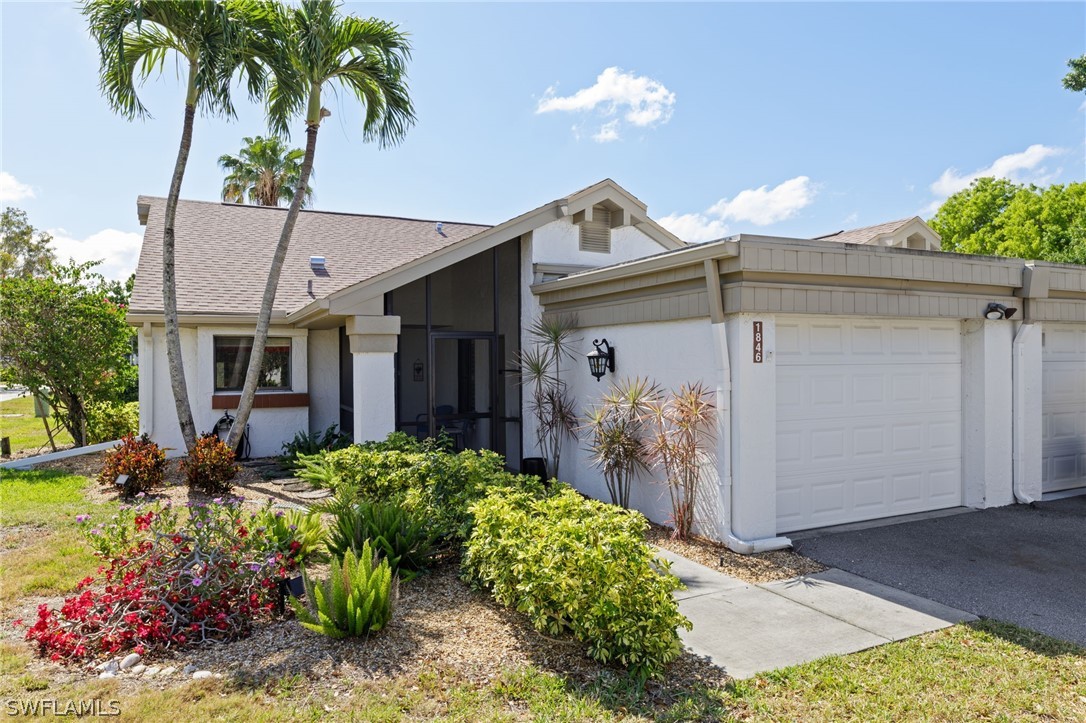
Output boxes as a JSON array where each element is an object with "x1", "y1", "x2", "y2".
[
  {"x1": 226, "y1": 0, "x2": 415, "y2": 449},
  {"x1": 0, "y1": 207, "x2": 56, "y2": 279},
  {"x1": 83, "y1": 0, "x2": 264, "y2": 451},
  {"x1": 219, "y1": 135, "x2": 313, "y2": 207},
  {"x1": 1063, "y1": 54, "x2": 1086, "y2": 92},
  {"x1": 0, "y1": 262, "x2": 136, "y2": 447},
  {"x1": 930, "y1": 178, "x2": 1086, "y2": 264}
]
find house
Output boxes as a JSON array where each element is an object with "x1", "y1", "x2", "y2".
[{"x1": 129, "y1": 179, "x2": 1086, "y2": 552}]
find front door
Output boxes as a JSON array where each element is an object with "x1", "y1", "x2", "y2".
[{"x1": 429, "y1": 333, "x2": 496, "y2": 452}]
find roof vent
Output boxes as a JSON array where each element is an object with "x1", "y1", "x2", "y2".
[
  {"x1": 435, "y1": 222, "x2": 444, "y2": 234},
  {"x1": 310, "y1": 255, "x2": 326, "y2": 272}
]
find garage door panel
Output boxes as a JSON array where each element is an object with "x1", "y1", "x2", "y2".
[
  {"x1": 1041, "y1": 324, "x2": 1086, "y2": 493},
  {"x1": 776, "y1": 317, "x2": 963, "y2": 532}
]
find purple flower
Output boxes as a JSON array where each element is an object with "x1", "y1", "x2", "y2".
[
  {"x1": 195, "y1": 522, "x2": 203, "y2": 529},
  {"x1": 274, "y1": 510, "x2": 284, "y2": 518},
  {"x1": 191, "y1": 577, "x2": 203, "y2": 587},
  {"x1": 75, "y1": 515, "x2": 90, "y2": 523},
  {"x1": 212, "y1": 497, "x2": 223, "y2": 505},
  {"x1": 249, "y1": 564, "x2": 261, "y2": 572},
  {"x1": 288, "y1": 524, "x2": 297, "y2": 532},
  {"x1": 136, "y1": 492, "x2": 146, "y2": 499},
  {"x1": 90, "y1": 528, "x2": 102, "y2": 536}
]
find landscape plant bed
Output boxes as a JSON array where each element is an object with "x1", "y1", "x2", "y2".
[
  {"x1": 3, "y1": 561, "x2": 729, "y2": 709},
  {"x1": 646, "y1": 523, "x2": 825, "y2": 584}
]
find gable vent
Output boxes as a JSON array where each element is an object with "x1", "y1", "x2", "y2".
[{"x1": 579, "y1": 206, "x2": 612, "y2": 253}]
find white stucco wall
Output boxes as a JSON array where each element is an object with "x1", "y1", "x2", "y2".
[
  {"x1": 308, "y1": 328, "x2": 340, "y2": 433},
  {"x1": 138, "y1": 325, "x2": 310, "y2": 459},
  {"x1": 524, "y1": 317, "x2": 718, "y2": 527}
]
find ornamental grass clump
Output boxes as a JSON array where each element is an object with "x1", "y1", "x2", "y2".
[
  {"x1": 97, "y1": 434, "x2": 166, "y2": 498},
  {"x1": 25, "y1": 498, "x2": 287, "y2": 664},
  {"x1": 181, "y1": 434, "x2": 239, "y2": 495},
  {"x1": 581, "y1": 377, "x2": 661, "y2": 509},
  {"x1": 291, "y1": 542, "x2": 395, "y2": 639},
  {"x1": 464, "y1": 486, "x2": 690, "y2": 682}
]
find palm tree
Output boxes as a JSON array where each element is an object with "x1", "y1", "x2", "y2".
[
  {"x1": 226, "y1": 0, "x2": 415, "y2": 450},
  {"x1": 219, "y1": 135, "x2": 313, "y2": 207},
  {"x1": 83, "y1": 0, "x2": 264, "y2": 451}
]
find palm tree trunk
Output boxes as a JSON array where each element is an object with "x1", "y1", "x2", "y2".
[
  {"x1": 227, "y1": 124, "x2": 319, "y2": 450},
  {"x1": 162, "y1": 103, "x2": 199, "y2": 451}
]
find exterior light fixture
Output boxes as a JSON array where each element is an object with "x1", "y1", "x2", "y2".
[
  {"x1": 983, "y1": 302, "x2": 1018, "y2": 320},
  {"x1": 587, "y1": 338, "x2": 615, "y2": 381}
]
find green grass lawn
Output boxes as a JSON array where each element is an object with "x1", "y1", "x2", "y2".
[
  {"x1": 0, "y1": 395, "x2": 73, "y2": 455},
  {"x1": 0, "y1": 470, "x2": 114, "y2": 605},
  {"x1": 1, "y1": 471, "x2": 1083, "y2": 721}
]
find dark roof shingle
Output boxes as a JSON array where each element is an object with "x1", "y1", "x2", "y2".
[{"x1": 129, "y1": 197, "x2": 490, "y2": 315}]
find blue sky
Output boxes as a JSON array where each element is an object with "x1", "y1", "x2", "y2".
[{"x1": 2, "y1": 1, "x2": 1084, "y2": 280}]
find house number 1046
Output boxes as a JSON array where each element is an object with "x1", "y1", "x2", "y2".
[{"x1": 753, "y1": 321, "x2": 764, "y2": 363}]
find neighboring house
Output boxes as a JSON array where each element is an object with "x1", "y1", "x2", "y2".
[
  {"x1": 129, "y1": 179, "x2": 1086, "y2": 553},
  {"x1": 814, "y1": 216, "x2": 942, "y2": 251}
]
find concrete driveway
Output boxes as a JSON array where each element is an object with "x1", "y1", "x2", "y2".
[{"x1": 794, "y1": 496, "x2": 1086, "y2": 647}]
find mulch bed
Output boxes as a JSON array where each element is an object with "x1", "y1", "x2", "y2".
[{"x1": 647, "y1": 523, "x2": 825, "y2": 584}]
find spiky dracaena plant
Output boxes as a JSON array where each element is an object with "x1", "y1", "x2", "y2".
[
  {"x1": 517, "y1": 315, "x2": 580, "y2": 480},
  {"x1": 646, "y1": 382, "x2": 717, "y2": 540},
  {"x1": 582, "y1": 377, "x2": 661, "y2": 509}
]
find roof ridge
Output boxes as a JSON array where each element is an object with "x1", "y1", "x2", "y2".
[{"x1": 137, "y1": 195, "x2": 492, "y2": 228}]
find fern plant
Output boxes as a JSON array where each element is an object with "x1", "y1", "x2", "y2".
[
  {"x1": 290, "y1": 542, "x2": 395, "y2": 639},
  {"x1": 327, "y1": 501, "x2": 438, "y2": 579}
]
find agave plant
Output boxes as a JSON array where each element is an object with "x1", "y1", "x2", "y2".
[
  {"x1": 291, "y1": 542, "x2": 395, "y2": 639},
  {"x1": 517, "y1": 314, "x2": 580, "y2": 480},
  {"x1": 582, "y1": 377, "x2": 661, "y2": 508},
  {"x1": 646, "y1": 382, "x2": 717, "y2": 540}
]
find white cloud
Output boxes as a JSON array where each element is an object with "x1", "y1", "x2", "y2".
[
  {"x1": 843, "y1": 211, "x2": 859, "y2": 225},
  {"x1": 48, "y1": 227, "x2": 143, "y2": 281},
  {"x1": 929, "y1": 144, "x2": 1065, "y2": 199},
  {"x1": 592, "y1": 120, "x2": 620, "y2": 143},
  {"x1": 709, "y1": 176, "x2": 816, "y2": 226},
  {"x1": 657, "y1": 212, "x2": 731, "y2": 243},
  {"x1": 659, "y1": 176, "x2": 817, "y2": 243},
  {"x1": 0, "y1": 171, "x2": 35, "y2": 203},
  {"x1": 537, "y1": 67, "x2": 675, "y2": 143}
]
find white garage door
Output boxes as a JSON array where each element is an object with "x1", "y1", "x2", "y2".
[
  {"x1": 776, "y1": 317, "x2": 963, "y2": 532},
  {"x1": 1042, "y1": 324, "x2": 1086, "y2": 494}
]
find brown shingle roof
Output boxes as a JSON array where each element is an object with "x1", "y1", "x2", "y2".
[
  {"x1": 813, "y1": 218, "x2": 913, "y2": 245},
  {"x1": 129, "y1": 197, "x2": 491, "y2": 315}
]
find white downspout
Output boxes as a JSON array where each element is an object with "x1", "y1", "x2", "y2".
[
  {"x1": 705, "y1": 260, "x2": 790, "y2": 554},
  {"x1": 1011, "y1": 322, "x2": 1036, "y2": 504},
  {"x1": 140, "y1": 322, "x2": 154, "y2": 436}
]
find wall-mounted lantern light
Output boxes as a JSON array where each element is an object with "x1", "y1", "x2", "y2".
[
  {"x1": 587, "y1": 339, "x2": 615, "y2": 381},
  {"x1": 983, "y1": 302, "x2": 1018, "y2": 320}
]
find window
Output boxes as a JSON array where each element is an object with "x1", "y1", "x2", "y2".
[
  {"x1": 214, "y1": 336, "x2": 292, "y2": 391},
  {"x1": 579, "y1": 206, "x2": 612, "y2": 253}
]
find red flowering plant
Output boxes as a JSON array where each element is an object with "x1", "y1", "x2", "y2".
[{"x1": 23, "y1": 498, "x2": 285, "y2": 665}]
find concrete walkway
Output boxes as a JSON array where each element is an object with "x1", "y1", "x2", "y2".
[{"x1": 658, "y1": 549, "x2": 977, "y2": 679}]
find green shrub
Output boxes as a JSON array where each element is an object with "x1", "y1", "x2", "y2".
[
  {"x1": 254, "y1": 505, "x2": 327, "y2": 568},
  {"x1": 181, "y1": 434, "x2": 238, "y2": 495},
  {"x1": 298, "y1": 436, "x2": 546, "y2": 541},
  {"x1": 97, "y1": 434, "x2": 166, "y2": 498},
  {"x1": 463, "y1": 486, "x2": 691, "y2": 681},
  {"x1": 279, "y1": 424, "x2": 352, "y2": 468},
  {"x1": 291, "y1": 542, "x2": 395, "y2": 638},
  {"x1": 85, "y1": 401, "x2": 139, "y2": 444},
  {"x1": 327, "y1": 500, "x2": 437, "y2": 579}
]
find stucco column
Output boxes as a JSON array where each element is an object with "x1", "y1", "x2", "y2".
[
  {"x1": 962, "y1": 319, "x2": 1014, "y2": 507},
  {"x1": 724, "y1": 314, "x2": 779, "y2": 540},
  {"x1": 1011, "y1": 322, "x2": 1043, "y2": 502},
  {"x1": 346, "y1": 315, "x2": 400, "y2": 443}
]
